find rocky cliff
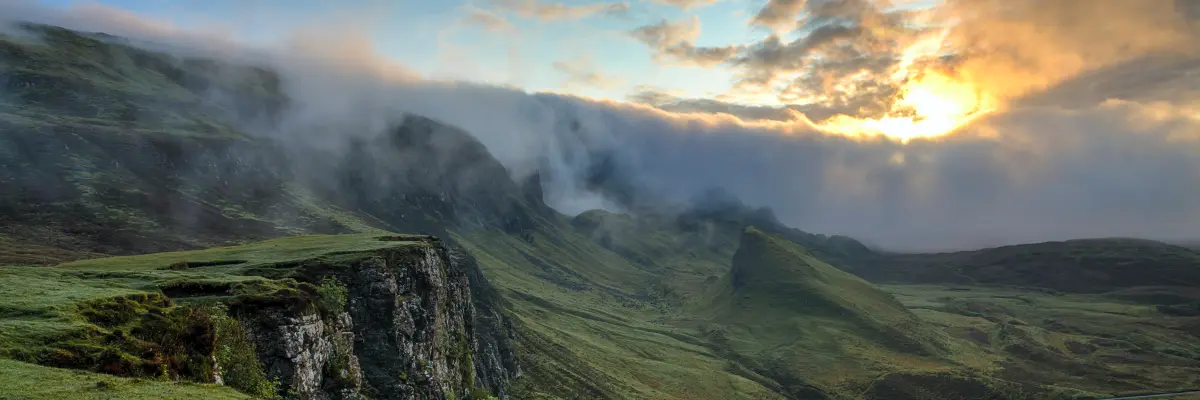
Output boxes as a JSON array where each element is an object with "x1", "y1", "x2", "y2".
[
  {"x1": 2, "y1": 234, "x2": 515, "y2": 399},
  {"x1": 231, "y1": 238, "x2": 509, "y2": 399},
  {"x1": 0, "y1": 23, "x2": 521, "y2": 398}
]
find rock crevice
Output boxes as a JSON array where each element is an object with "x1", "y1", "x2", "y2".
[{"x1": 236, "y1": 242, "x2": 515, "y2": 399}]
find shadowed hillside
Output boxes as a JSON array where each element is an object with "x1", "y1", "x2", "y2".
[
  {"x1": 2, "y1": 22, "x2": 1199, "y2": 400},
  {"x1": 859, "y1": 238, "x2": 1200, "y2": 294}
]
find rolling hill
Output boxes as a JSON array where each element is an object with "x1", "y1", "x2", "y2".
[{"x1": 0, "y1": 22, "x2": 1198, "y2": 400}]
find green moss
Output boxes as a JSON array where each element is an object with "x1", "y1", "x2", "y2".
[
  {"x1": 26, "y1": 293, "x2": 218, "y2": 381},
  {"x1": 469, "y1": 387, "x2": 499, "y2": 400}
]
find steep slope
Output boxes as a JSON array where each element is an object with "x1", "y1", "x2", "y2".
[
  {"x1": 0, "y1": 23, "x2": 527, "y2": 399},
  {"x1": 4, "y1": 22, "x2": 1200, "y2": 400},
  {"x1": 1, "y1": 234, "x2": 504, "y2": 399},
  {"x1": 692, "y1": 228, "x2": 946, "y2": 397},
  {"x1": 455, "y1": 217, "x2": 790, "y2": 399},
  {"x1": 569, "y1": 193, "x2": 876, "y2": 305},
  {"x1": 710, "y1": 227, "x2": 935, "y2": 352},
  {"x1": 0, "y1": 23, "x2": 788, "y2": 400}
]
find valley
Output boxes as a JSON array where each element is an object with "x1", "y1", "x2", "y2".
[{"x1": 0, "y1": 22, "x2": 1197, "y2": 400}]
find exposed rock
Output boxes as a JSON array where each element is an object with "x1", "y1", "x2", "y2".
[{"x1": 235, "y1": 243, "x2": 514, "y2": 399}]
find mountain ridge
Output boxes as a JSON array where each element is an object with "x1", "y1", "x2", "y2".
[{"x1": 2, "y1": 22, "x2": 1199, "y2": 400}]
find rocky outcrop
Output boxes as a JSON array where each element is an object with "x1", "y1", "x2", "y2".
[
  {"x1": 233, "y1": 240, "x2": 516, "y2": 399},
  {"x1": 1, "y1": 24, "x2": 522, "y2": 399}
]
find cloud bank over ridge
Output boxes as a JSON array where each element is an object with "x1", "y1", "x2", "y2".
[{"x1": 4, "y1": 0, "x2": 1200, "y2": 251}]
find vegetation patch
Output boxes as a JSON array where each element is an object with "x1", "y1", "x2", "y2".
[
  {"x1": 211, "y1": 308, "x2": 280, "y2": 399},
  {"x1": 164, "y1": 260, "x2": 249, "y2": 270},
  {"x1": 860, "y1": 372, "x2": 1065, "y2": 400},
  {"x1": 34, "y1": 293, "x2": 217, "y2": 381},
  {"x1": 313, "y1": 277, "x2": 348, "y2": 320},
  {"x1": 0, "y1": 358, "x2": 249, "y2": 400},
  {"x1": 1157, "y1": 302, "x2": 1200, "y2": 317}
]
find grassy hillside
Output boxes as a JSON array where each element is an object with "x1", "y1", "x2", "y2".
[
  {"x1": 884, "y1": 284, "x2": 1200, "y2": 396},
  {"x1": 0, "y1": 358, "x2": 249, "y2": 400},
  {"x1": 709, "y1": 228, "x2": 940, "y2": 350},
  {"x1": 860, "y1": 238, "x2": 1200, "y2": 294},
  {"x1": 3, "y1": 22, "x2": 1200, "y2": 400},
  {"x1": 0, "y1": 233, "x2": 431, "y2": 398},
  {"x1": 692, "y1": 228, "x2": 946, "y2": 397},
  {"x1": 454, "y1": 222, "x2": 788, "y2": 399}
]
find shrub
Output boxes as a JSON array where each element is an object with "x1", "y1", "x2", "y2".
[
  {"x1": 211, "y1": 308, "x2": 280, "y2": 399},
  {"x1": 314, "y1": 277, "x2": 348, "y2": 320}
]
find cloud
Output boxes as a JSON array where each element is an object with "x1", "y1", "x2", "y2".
[
  {"x1": 462, "y1": 7, "x2": 517, "y2": 33},
  {"x1": 491, "y1": 0, "x2": 630, "y2": 20},
  {"x1": 553, "y1": 57, "x2": 625, "y2": 89},
  {"x1": 724, "y1": 0, "x2": 1200, "y2": 121},
  {"x1": 647, "y1": 0, "x2": 722, "y2": 11},
  {"x1": 629, "y1": 16, "x2": 742, "y2": 67},
  {"x1": 8, "y1": 0, "x2": 1200, "y2": 252},
  {"x1": 750, "y1": 0, "x2": 807, "y2": 32},
  {"x1": 628, "y1": 85, "x2": 798, "y2": 121}
]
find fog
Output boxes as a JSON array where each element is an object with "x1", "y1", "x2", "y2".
[{"x1": 4, "y1": 0, "x2": 1200, "y2": 251}]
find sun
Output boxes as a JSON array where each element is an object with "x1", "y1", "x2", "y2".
[{"x1": 811, "y1": 31, "x2": 997, "y2": 142}]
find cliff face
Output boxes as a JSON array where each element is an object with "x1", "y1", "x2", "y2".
[
  {"x1": 234, "y1": 242, "x2": 507, "y2": 399},
  {"x1": 0, "y1": 24, "x2": 522, "y2": 398},
  {"x1": 2, "y1": 234, "x2": 514, "y2": 399}
]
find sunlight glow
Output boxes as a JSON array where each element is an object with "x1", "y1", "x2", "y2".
[{"x1": 813, "y1": 29, "x2": 997, "y2": 142}]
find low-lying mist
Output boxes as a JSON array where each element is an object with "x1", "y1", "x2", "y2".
[{"x1": 4, "y1": 1, "x2": 1200, "y2": 251}]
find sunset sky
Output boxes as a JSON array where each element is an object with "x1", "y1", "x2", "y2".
[{"x1": 8, "y1": 0, "x2": 1200, "y2": 249}]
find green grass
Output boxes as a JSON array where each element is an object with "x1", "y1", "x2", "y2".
[
  {"x1": 884, "y1": 284, "x2": 1200, "y2": 396},
  {"x1": 689, "y1": 228, "x2": 950, "y2": 396},
  {"x1": 0, "y1": 233, "x2": 427, "y2": 397},
  {"x1": 463, "y1": 215, "x2": 1200, "y2": 399},
  {"x1": 863, "y1": 238, "x2": 1200, "y2": 293},
  {"x1": 0, "y1": 358, "x2": 250, "y2": 400},
  {"x1": 455, "y1": 225, "x2": 787, "y2": 400},
  {"x1": 0, "y1": 235, "x2": 102, "y2": 266},
  {"x1": 56, "y1": 233, "x2": 425, "y2": 272},
  {"x1": 4, "y1": 22, "x2": 1198, "y2": 399}
]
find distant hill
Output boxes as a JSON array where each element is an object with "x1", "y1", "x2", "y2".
[
  {"x1": 4, "y1": 22, "x2": 1199, "y2": 400},
  {"x1": 691, "y1": 228, "x2": 948, "y2": 397},
  {"x1": 708, "y1": 227, "x2": 936, "y2": 353},
  {"x1": 857, "y1": 238, "x2": 1200, "y2": 294}
]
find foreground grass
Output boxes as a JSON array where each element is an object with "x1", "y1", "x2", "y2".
[
  {"x1": 0, "y1": 358, "x2": 249, "y2": 400},
  {"x1": 0, "y1": 233, "x2": 426, "y2": 398},
  {"x1": 56, "y1": 233, "x2": 421, "y2": 271}
]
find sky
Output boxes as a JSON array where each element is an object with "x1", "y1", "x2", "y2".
[
  {"x1": 31, "y1": 0, "x2": 770, "y2": 101},
  {"x1": 7, "y1": 0, "x2": 1200, "y2": 250}
]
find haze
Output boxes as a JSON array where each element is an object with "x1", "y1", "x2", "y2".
[{"x1": 5, "y1": 0, "x2": 1200, "y2": 251}]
